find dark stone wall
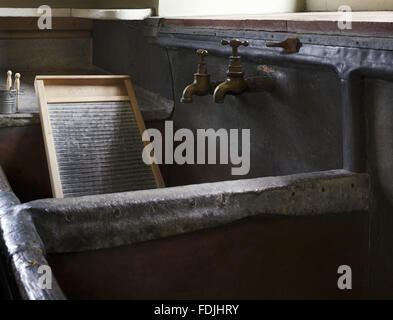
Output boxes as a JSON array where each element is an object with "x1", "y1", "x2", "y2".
[
  {"x1": 93, "y1": 20, "x2": 173, "y2": 100},
  {"x1": 167, "y1": 48, "x2": 342, "y2": 185},
  {"x1": 364, "y1": 78, "x2": 393, "y2": 298}
]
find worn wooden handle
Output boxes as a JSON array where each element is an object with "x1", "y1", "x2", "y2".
[{"x1": 15, "y1": 73, "x2": 20, "y2": 111}]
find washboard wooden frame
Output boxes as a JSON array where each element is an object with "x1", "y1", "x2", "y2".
[{"x1": 35, "y1": 75, "x2": 164, "y2": 198}]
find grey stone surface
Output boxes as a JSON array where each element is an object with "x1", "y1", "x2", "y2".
[
  {"x1": 0, "y1": 167, "x2": 65, "y2": 300},
  {"x1": 134, "y1": 84, "x2": 174, "y2": 121},
  {"x1": 0, "y1": 113, "x2": 40, "y2": 128},
  {"x1": 26, "y1": 169, "x2": 369, "y2": 254}
]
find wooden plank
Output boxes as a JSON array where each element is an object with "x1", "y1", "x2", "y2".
[
  {"x1": 37, "y1": 75, "x2": 130, "y2": 80},
  {"x1": 47, "y1": 96, "x2": 130, "y2": 104},
  {"x1": 44, "y1": 84, "x2": 128, "y2": 101},
  {"x1": 35, "y1": 79, "x2": 64, "y2": 198},
  {"x1": 124, "y1": 78, "x2": 165, "y2": 188}
]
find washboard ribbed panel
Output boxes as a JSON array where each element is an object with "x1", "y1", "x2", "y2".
[{"x1": 48, "y1": 101, "x2": 156, "y2": 198}]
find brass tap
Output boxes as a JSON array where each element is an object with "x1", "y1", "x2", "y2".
[
  {"x1": 213, "y1": 39, "x2": 249, "y2": 104},
  {"x1": 181, "y1": 49, "x2": 215, "y2": 103},
  {"x1": 181, "y1": 40, "x2": 274, "y2": 104}
]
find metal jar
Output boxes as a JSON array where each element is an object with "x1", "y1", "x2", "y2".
[{"x1": 0, "y1": 89, "x2": 17, "y2": 114}]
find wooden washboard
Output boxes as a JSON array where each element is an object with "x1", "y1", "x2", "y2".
[{"x1": 35, "y1": 75, "x2": 164, "y2": 198}]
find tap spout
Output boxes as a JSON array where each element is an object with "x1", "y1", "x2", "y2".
[
  {"x1": 181, "y1": 74, "x2": 214, "y2": 103},
  {"x1": 213, "y1": 77, "x2": 248, "y2": 104},
  {"x1": 181, "y1": 82, "x2": 198, "y2": 103}
]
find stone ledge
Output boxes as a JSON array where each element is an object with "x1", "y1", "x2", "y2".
[
  {"x1": 0, "y1": 8, "x2": 153, "y2": 20},
  {"x1": 0, "y1": 113, "x2": 40, "y2": 128},
  {"x1": 28, "y1": 169, "x2": 370, "y2": 253}
]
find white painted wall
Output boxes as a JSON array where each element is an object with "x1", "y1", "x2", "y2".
[
  {"x1": 158, "y1": 0, "x2": 305, "y2": 17},
  {"x1": 307, "y1": 0, "x2": 393, "y2": 11}
]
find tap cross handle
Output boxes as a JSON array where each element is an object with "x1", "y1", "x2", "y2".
[
  {"x1": 221, "y1": 39, "x2": 249, "y2": 57},
  {"x1": 196, "y1": 49, "x2": 208, "y2": 62},
  {"x1": 196, "y1": 49, "x2": 209, "y2": 74}
]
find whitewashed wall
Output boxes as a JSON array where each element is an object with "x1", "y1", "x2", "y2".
[{"x1": 307, "y1": 0, "x2": 393, "y2": 11}]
